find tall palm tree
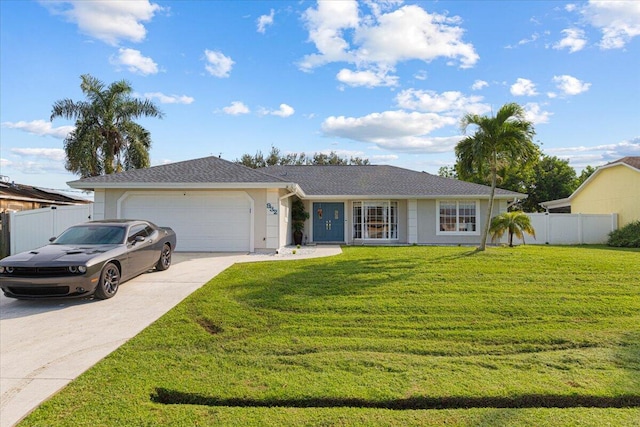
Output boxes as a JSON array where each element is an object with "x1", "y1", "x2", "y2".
[
  {"x1": 51, "y1": 74, "x2": 163, "y2": 177},
  {"x1": 456, "y1": 103, "x2": 537, "y2": 251},
  {"x1": 489, "y1": 211, "x2": 536, "y2": 247}
]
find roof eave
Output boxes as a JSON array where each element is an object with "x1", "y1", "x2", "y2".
[
  {"x1": 300, "y1": 193, "x2": 525, "y2": 200},
  {"x1": 67, "y1": 181, "x2": 297, "y2": 191}
]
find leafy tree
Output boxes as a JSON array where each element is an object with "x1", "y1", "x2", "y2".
[
  {"x1": 576, "y1": 165, "x2": 596, "y2": 187},
  {"x1": 437, "y1": 165, "x2": 458, "y2": 179},
  {"x1": 489, "y1": 211, "x2": 536, "y2": 247},
  {"x1": 236, "y1": 146, "x2": 370, "y2": 168},
  {"x1": 456, "y1": 103, "x2": 537, "y2": 251},
  {"x1": 51, "y1": 74, "x2": 163, "y2": 177},
  {"x1": 521, "y1": 155, "x2": 578, "y2": 212}
]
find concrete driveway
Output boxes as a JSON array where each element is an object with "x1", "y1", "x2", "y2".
[{"x1": 0, "y1": 247, "x2": 341, "y2": 427}]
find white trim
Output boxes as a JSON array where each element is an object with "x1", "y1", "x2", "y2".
[
  {"x1": 436, "y1": 200, "x2": 481, "y2": 236},
  {"x1": 69, "y1": 181, "x2": 298, "y2": 191},
  {"x1": 302, "y1": 194, "x2": 519, "y2": 200}
]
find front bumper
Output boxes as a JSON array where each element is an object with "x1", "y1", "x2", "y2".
[{"x1": 0, "y1": 273, "x2": 101, "y2": 299}]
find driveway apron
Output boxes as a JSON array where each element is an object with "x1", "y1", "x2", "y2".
[{"x1": 0, "y1": 247, "x2": 341, "y2": 427}]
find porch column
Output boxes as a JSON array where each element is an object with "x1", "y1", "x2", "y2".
[
  {"x1": 266, "y1": 189, "x2": 279, "y2": 249},
  {"x1": 408, "y1": 199, "x2": 418, "y2": 244}
]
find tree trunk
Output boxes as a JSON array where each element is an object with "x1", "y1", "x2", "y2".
[{"x1": 478, "y1": 159, "x2": 497, "y2": 251}]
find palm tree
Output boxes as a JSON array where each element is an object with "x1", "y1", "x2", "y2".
[
  {"x1": 456, "y1": 103, "x2": 537, "y2": 251},
  {"x1": 490, "y1": 211, "x2": 536, "y2": 247},
  {"x1": 51, "y1": 74, "x2": 163, "y2": 177}
]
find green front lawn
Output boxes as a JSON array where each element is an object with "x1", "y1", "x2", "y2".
[{"x1": 21, "y1": 246, "x2": 640, "y2": 426}]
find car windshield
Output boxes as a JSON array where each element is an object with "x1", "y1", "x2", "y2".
[{"x1": 52, "y1": 225, "x2": 126, "y2": 245}]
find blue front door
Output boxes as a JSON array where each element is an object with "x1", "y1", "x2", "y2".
[{"x1": 313, "y1": 203, "x2": 344, "y2": 242}]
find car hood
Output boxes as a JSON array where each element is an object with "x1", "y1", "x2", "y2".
[{"x1": 0, "y1": 244, "x2": 119, "y2": 266}]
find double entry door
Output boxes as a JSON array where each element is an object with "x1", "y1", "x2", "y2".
[{"x1": 312, "y1": 202, "x2": 344, "y2": 242}]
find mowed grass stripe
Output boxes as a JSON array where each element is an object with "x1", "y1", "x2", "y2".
[{"x1": 20, "y1": 245, "x2": 640, "y2": 426}]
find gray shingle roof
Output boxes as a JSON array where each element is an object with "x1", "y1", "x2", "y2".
[
  {"x1": 260, "y1": 165, "x2": 524, "y2": 197},
  {"x1": 68, "y1": 156, "x2": 524, "y2": 198},
  {"x1": 68, "y1": 156, "x2": 287, "y2": 186}
]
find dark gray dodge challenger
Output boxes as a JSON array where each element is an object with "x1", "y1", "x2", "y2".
[{"x1": 0, "y1": 219, "x2": 177, "y2": 300}]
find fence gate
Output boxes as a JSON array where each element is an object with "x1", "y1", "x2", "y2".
[{"x1": 4, "y1": 204, "x2": 93, "y2": 256}]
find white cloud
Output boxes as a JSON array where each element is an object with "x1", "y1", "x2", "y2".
[
  {"x1": 321, "y1": 110, "x2": 459, "y2": 153},
  {"x1": 222, "y1": 101, "x2": 250, "y2": 115},
  {"x1": 299, "y1": 2, "x2": 478, "y2": 86},
  {"x1": 11, "y1": 148, "x2": 66, "y2": 162},
  {"x1": 2, "y1": 120, "x2": 74, "y2": 139},
  {"x1": 299, "y1": 0, "x2": 359, "y2": 69},
  {"x1": 510, "y1": 78, "x2": 538, "y2": 96},
  {"x1": 42, "y1": 0, "x2": 163, "y2": 46},
  {"x1": 204, "y1": 49, "x2": 234, "y2": 78},
  {"x1": 354, "y1": 5, "x2": 479, "y2": 68},
  {"x1": 395, "y1": 89, "x2": 491, "y2": 116},
  {"x1": 143, "y1": 92, "x2": 193, "y2": 104},
  {"x1": 553, "y1": 28, "x2": 587, "y2": 53},
  {"x1": 553, "y1": 75, "x2": 591, "y2": 95},
  {"x1": 565, "y1": 4, "x2": 578, "y2": 12},
  {"x1": 518, "y1": 32, "x2": 539, "y2": 46},
  {"x1": 414, "y1": 70, "x2": 428, "y2": 81},
  {"x1": 336, "y1": 68, "x2": 398, "y2": 87},
  {"x1": 523, "y1": 103, "x2": 552, "y2": 124},
  {"x1": 581, "y1": 0, "x2": 640, "y2": 49},
  {"x1": 370, "y1": 154, "x2": 400, "y2": 162},
  {"x1": 260, "y1": 104, "x2": 295, "y2": 118},
  {"x1": 546, "y1": 137, "x2": 640, "y2": 167},
  {"x1": 110, "y1": 48, "x2": 159, "y2": 75},
  {"x1": 471, "y1": 80, "x2": 488, "y2": 90},
  {"x1": 257, "y1": 9, "x2": 275, "y2": 33}
]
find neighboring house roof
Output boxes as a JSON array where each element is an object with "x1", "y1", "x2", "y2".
[
  {"x1": 0, "y1": 181, "x2": 91, "y2": 206},
  {"x1": 261, "y1": 165, "x2": 524, "y2": 198},
  {"x1": 540, "y1": 156, "x2": 640, "y2": 208},
  {"x1": 68, "y1": 156, "x2": 292, "y2": 189},
  {"x1": 605, "y1": 156, "x2": 640, "y2": 170}
]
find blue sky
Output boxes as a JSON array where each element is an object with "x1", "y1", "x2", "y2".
[{"x1": 1, "y1": 0, "x2": 639, "y2": 194}]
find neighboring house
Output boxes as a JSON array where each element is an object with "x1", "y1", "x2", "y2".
[
  {"x1": 68, "y1": 156, "x2": 525, "y2": 252},
  {"x1": 0, "y1": 180, "x2": 91, "y2": 213},
  {"x1": 541, "y1": 156, "x2": 640, "y2": 227}
]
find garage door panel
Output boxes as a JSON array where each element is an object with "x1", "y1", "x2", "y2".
[{"x1": 121, "y1": 192, "x2": 251, "y2": 252}]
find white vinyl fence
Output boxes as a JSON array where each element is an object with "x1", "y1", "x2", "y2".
[
  {"x1": 7, "y1": 204, "x2": 93, "y2": 254},
  {"x1": 514, "y1": 213, "x2": 618, "y2": 245}
]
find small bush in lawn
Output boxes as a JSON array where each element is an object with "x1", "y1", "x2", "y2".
[{"x1": 607, "y1": 220, "x2": 640, "y2": 247}]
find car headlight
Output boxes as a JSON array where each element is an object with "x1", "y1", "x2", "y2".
[
  {"x1": 68, "y1": 266, "x2": 87, "y2": 274},
  {"x1": 0, "y1": 266, "x2": 5, "y2": 274},
  {"x1": 2, "y1": 266, "x2": 13, "y2": 274}
]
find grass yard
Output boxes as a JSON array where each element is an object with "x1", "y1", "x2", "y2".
[{"x1": 20, "y1": 246, "x2": 640, "y2": 426}]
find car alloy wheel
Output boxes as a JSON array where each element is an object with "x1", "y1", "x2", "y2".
[
  {"x1": 95, "y1": 262, "x2": 120, "y2": 299},
  {"x1": 156, "y1": 244, "x2": 172, "y2": 271}
]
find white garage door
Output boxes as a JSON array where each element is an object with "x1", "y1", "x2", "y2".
[{"x1": 120, "y1": 191, "x2": 252, "y2": 252}]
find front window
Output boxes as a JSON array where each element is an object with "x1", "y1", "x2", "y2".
[
  {"x1": 438, "y1": 201, "x2": 478, "y2": 234},
  {"x1": 353, "y1": 201, "x2": 398, "y2": 239}
]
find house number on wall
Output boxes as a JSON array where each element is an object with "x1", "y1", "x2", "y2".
[{"x1": 266, "y1": 203, "x2": 278, "y2": 215}]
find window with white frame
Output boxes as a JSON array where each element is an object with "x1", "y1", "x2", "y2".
[
  {"x1": 437, "y1": 200, "x2": 478, "y2": 233},
  {"x1": 353, "y1": 201, "x2": 398, "y2": 239}
]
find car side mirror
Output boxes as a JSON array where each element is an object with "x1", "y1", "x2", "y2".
[
  {"x1": 49, "y1": 237, "x2": 56, "y2": 242},
  {"x1": 135, "y1": 235, "x2": 145, "y2": 243}
]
